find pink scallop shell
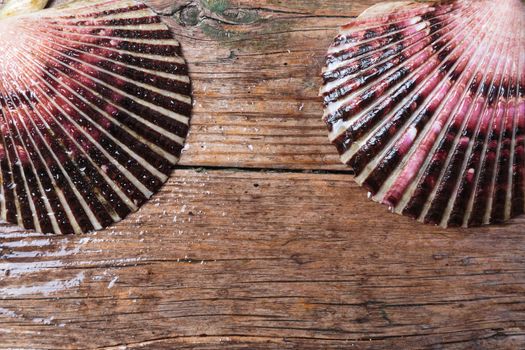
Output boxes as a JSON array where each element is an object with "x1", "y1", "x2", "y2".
[
  {"x1": 321, "y1": 0, "x2": 525, "y2": 227},
  {"x1": 0, "y1": 0, "x2": 192, "y2": 234}
]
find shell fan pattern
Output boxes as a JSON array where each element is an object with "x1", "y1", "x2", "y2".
[
  {"x1": 321, "y1": 0, "x2": 525, "y2": 227},
  {"x1": 0, "y1": 0, "x2": 192, "y2": 234}
]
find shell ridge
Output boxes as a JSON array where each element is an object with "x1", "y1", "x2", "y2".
[
  {"x1": 352, "y1": 2, "x2": 493, "y2": 194},
  {"x1": 0, "y1": 0, "x2": 192, "y2": 233},
  {"x1": 25, "y1": 32, "x2": 191, "y2": 144},
  {"x1": 405, "y1": 5, "x2": 512, "y2": 222},
  {"x1": 466, "y1": 14, "x2": 519, "y2": 226},
  {"x1": 429, "y1": 28, "x2": 507, "y2": 227},
  {"x1": 447, "y1": 3, "x2": 521, "y2": 226},
  {"x1": 328, "y1": 1, "x2": 466, "y2": 62},
  {"x1": 325, "y1": 2, "x2": 486, "y2": 143},
  {"x1": 20, "y1": 41, "x2": 183, "y2": 187},
  {"x1": 492, "y1": 11, "x2": 525, "y2": 222},
  {"x1": 445, "y1": 41, "x2": 516, "y2": 226},
  {"x1": 322, "y1": 0, "x2": 525, "y2": 227},
  {"x1": 486, "y1": 19, "x2": 523, "y2": 223},
  {"x1": 343, "y1": 2, "x2": 437, "y2": 32},
  {"x1": 18, "y1": 63, "x2": 141, "y2": 220},
  {"x1": 0, "y1": 67, "x2": 111, "y2": 233},
  {"x1": 51, "y1": 1, "x2": 142, "y2": 18},
  {"x1": 511, "y1": 20, "x2": 525, "y2": 218},
  {"x1": 0, "y1": 76, "x2": 45, "y2": 231},
  {"x1": 0, "y1": 76, "x2": 68, "y2": 233},
  {"x1": 19, "y1": 29, "x2": 191, "y2": 138},
  {"x1": 401, "y1": 15, "x2": 503, "y2": 222},
  {"x1": 324, "y1": 4, "x2": 472, "y2": 87},
  {"x1": 324, "y1": 10, "x2": 464, "y2": 96},
  {"x1": 32, "y1": 24, "x2": 184, "y2": 60},
  {"x1": 378, "y1": 3, "x2": 496, "y2": 209},
  {"x1": 0, "y1": 109, "x2": 40, "y2": 231},
  {"x1": 14, "y1": 29, "x2": 160, "y2": 230},
  {"x1": 335, "y1": 3, "x2": 486, "y2": 166},
  {"x1": 15, "y1": 47, "x2": 162, "y2": 200}
]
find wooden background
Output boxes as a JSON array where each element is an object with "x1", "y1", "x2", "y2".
[{"x1": 2, "y1": 0, "x2": 525, "y2": 349}]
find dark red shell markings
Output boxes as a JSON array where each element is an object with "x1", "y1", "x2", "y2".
[
  {"x1": 0, "y1": 0, "x2": 192, "y2": 234},
  {"x1": 321, "y1": 0, "x2": 525, "y2": 227}
]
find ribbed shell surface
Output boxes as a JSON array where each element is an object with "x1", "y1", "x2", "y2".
[
  {"x1": 321, "y1": 0, "x2": 525, "y2": 227},
  {"x1": 0, "y1": 0, "x2": 192, "y2": 234}
]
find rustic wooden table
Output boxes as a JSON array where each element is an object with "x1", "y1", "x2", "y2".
[{"x1": 2, "y1": 0, "x2": 525, "y2": 349}]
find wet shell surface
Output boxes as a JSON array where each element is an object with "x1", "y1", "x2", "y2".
[
  {"x1": 0, "y1": 0, "x2": 192, "y2": 234},
  {"x1": 321, "y1": 0, "x2": 525, "y2": 227}
]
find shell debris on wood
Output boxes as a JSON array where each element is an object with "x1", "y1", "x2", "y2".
[
  {"x1": 0, "y1": 0, "x2": 192, "y2": 234},
  {"x1": 321, "y1": 0, "x2": 525, "y2": 227}
]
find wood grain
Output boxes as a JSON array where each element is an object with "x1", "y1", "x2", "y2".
[
  {"x1": 167, "y1": 0, "x2": 383, "y2": 170},
  {"x1": 2, "y1": 170, "x2": 525, "y2": 349},
  {"x1": 1, "y1": 0, "x2": 525, "y2": 349}
]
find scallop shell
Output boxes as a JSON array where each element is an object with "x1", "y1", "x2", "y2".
[
  {"x1": 321, "y1": 0, "x2": 525, "y2": 227},
  {"x1": 0, "y1": 0, "x2": 191, "y2": 234}
]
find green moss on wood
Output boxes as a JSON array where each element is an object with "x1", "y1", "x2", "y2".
[{"x1": 201, "y1": 0, "x2": 230, "y2": 15}]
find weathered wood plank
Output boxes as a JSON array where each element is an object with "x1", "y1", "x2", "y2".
[
  {"x1": 1, "y1": 169, "x2": 525, "y2": 349},
  {"x1": 161, "y1": 0, "x2": 384, "y2": 170}
]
